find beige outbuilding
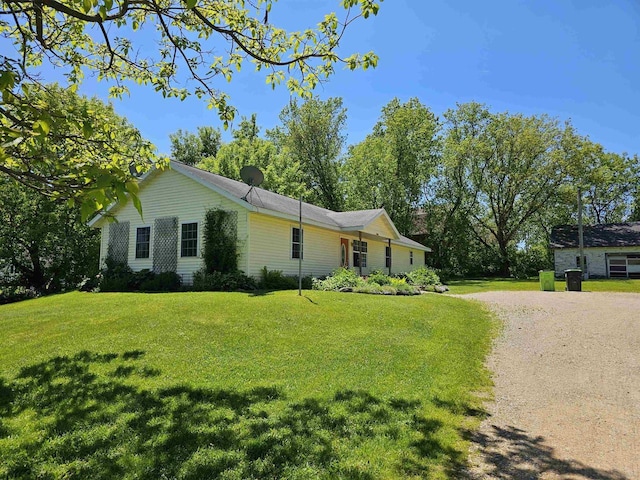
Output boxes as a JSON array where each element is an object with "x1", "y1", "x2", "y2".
[{"x1": 551, "y1": 222, "x2": 640, "y2": 278}]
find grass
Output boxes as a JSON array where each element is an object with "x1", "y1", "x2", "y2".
[
  {"x1": 0, "y1": 290, "x2": 496, "y2": 479},
  {"x1": 446, "y1": 277, "x2": 640, "y2": 294}
]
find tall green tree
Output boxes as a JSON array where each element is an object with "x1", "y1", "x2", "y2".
[
  {"x1": 0, "y1": 177, "x2": 100, "y2": 293},
  {"x1": 1, "y1": 1, "x2": 381, "y2": 210},
  {"x1": 581, "y1": 150, "x2": 639, "y2": 224},
  {"x1": 343, "y1": 97, "x2": 440, "y2": 234},
  {"x1": 170, "y1": 126, "x2": 221, "y2": 165},
  {"x1": 440, "y1": 103, "x2": 569, "y2": 276},
  {"x1": 269, "y1": 97, "x2": 346, "y2": 210},
  {"x1": 196, "y1": 116, "x2": 308, "y2": 199}
]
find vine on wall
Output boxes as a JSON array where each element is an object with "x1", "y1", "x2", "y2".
[{"x1": 202, "y1": 209, "x2": 238, "y2": 273}]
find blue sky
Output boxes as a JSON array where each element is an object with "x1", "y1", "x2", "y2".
[{"x1": 55, "y1": 0, "x2": 640, "y2": 156}]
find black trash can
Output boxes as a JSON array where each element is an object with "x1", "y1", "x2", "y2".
[{"x1": 564, "y1": 269, "x2": 582, "y2": 292}]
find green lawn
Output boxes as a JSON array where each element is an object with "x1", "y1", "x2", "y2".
[
  {"x1": 446, "y1": 277, "x2": 640, "y2": 294},
  {"x1": 0, "y1": 290, "x2": 495, "y2": 479}
]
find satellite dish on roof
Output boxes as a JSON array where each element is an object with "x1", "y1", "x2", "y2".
[{"x1": 240, "y1": 166, "x2": 264, "y2": 187}]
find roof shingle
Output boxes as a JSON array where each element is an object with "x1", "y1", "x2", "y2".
[{"x1": 550, "y1": 222, "x2": 640, "y2": 249}]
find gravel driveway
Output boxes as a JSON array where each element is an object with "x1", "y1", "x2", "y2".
[{"x1": 460, "y1": 291, "x2": 640, "y2": 480}]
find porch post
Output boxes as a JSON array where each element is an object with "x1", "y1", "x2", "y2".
[
  {"x1": 358, "y1": 231, "x2": 363, "y2": 277},
  {"x1": 388, "y1": 238, "x2": 392, "y2": 276}
]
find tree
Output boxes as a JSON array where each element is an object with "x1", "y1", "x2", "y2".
[
  {"x1": 440, "y1": 103, "x2": 570, "y2": 276},
  {"x1": 1, "y1": 0, "x2": 381, "y2": 210},
  {"x1": 170, "y1": 126, "x2": 221, "y2": 165},
  {"x1": 343, "y1": 98, "x2": 440, "y2": 234},
  {"x1": 581, "y1": 150, "x2": 639, "y2": 224},
  {"x1": 0, "y1": 177, "x2": 100, "y2": 293},
  {"x1": 196, "y1": 116, "x2": 308, "y2": 199},
  {"x1": 269, "y1": 97, "x2": 347, "y2": 210},
  {"x1": 0, "y1": 82, "x2": 156, "y2": 219}
]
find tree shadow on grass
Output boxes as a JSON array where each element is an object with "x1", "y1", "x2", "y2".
[
  {"x1": 463, "y1": 425, "x2": 630, "y2": 480},
  {"x1": 0, "y1": 351, "x2": 462, "y2": 479}
]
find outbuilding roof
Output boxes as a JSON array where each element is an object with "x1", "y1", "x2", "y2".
[{"x1": 550, "y1": 222, "x2": 640, "y2": 249}]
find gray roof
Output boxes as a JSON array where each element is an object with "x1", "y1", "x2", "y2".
[
  {"x1": 550, "y1": 222, "x2": 640, "y2": 249},
  {"x1": 177, "y1": 162, "x2": 381, "y2": 229},
  {"x1": 173, "y1": 162, "x2": 430, "y2": 251}
]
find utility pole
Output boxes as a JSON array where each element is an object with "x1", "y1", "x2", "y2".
[{"x1": 578, "y1": 187, "x2": 585, "y2": 278}]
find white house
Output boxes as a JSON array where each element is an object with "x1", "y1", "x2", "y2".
[
  {"x1": 550, "y1": 222, "x2": 640, "y2": 279},
  {"x1": 89, "y1": 162, "x2": 431, "y2": 283}
]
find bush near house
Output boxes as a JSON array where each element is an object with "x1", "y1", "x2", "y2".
[
  {"x1": 258, "y1": 267, "x2": 313, "y2": 291},
  {"x1": 313, "y1": 267, "x2": 441, "y2": 295},
  {"x1": 312, "y1": 268, "x2": 365, "y2": 291},
  {"x1": 0, "y1": 286, "x2": 39, "y2": 305},
  {"x1": 405, "y1": 266, "x2": 442, "y2": 289},
  {"x1": 191, "y1": 269, "x2": 257, "y2": 291},
  {"x1": 99, "y1": 258, "x2": 182, "y2": 292}
]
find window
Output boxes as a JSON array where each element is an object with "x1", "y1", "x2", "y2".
[
  {"x1": 353, "y1": 240, "x2": 368, "y2": 267},
  {"x1": 181, "y1": 222, "x2": 198, "y2": 257},
  {"x1": 575, "y1": 256, "x2": 587, "y2": 269},
  {"x1": 135, "y1": 227, "x2": 151, "y2": 259},
  {"x1": 424, "y1": 251, "x2": 429, "y2": 265},
  {"x1": 385, "y1": 246, "x2": 392, "y2": 268},
  {"x1": 410, "y1": 251, "x2": 413, "y2": 265},
  {"x1": 292, "y1": 227, "x2": 303, "y2": 259}
]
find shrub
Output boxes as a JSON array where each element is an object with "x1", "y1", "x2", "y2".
[
  {"x1": 366, "y1": 270, "x2": 391, "y2": 286},
  {"x1": 405, "y1": 267, "x2": 441, "y2": 289},
  {"x1": 78, "y1": 274, "x2": 101, "y2": 292},
  {"x1": 394, "y1": 283, "x2": 421, "y2": 295},
  {"x1": 510, "y1": 245, "x2": 553, "y2": 279},
  {"x1": 312, "y1": 268, "x2": 365, "y2": 291},
  {"x1": 129, "y1": 269, "x2": 156, "y2": 291},
  {"x1": 192, "y1": 269, "x2": 256, "y2": 292},
  {"x1": 352, "y1": 284, "x2": 400, "y2": 295},
  {"x1": 259, "y1": 267, "x2": 312, "y2": 291},
  {"x1": 99, "y1": 257, "x2": 135, "y2": 292},
  {"x1": 139, "y1": 271, "x2": 182, "y2": 292},
  {"x1": 0, "y1": 286, "x2": 39, "y2": 305},
  {"x1": 99, "y1": 258, "x2": 182, "y2": 292}
]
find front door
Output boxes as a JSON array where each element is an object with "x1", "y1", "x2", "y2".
[{"x1": 340, "y1": 238, "x2": 349, "y2": 267}]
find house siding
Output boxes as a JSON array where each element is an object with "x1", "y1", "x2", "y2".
[
  {"x1": 247, "y1": 213, "x2": 340, "y2": 278},
  {"x1": 554, "y1": 246, "x2": 640, "y2": 278},
  {"x1": 360, "y1": 215, "x2": 397, "y2": 238},
  {"x1": 390, "y1": 244, "x2": 420, "y2": 274},
  {"x1": 98, "y1": 169, "x2": 249, "y2": 284},
  {"x1": 246, "y1": 213, "x2": 425, "y2": 278}
]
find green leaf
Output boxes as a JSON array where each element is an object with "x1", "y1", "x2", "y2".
[
  {"x1": 81, "y1": 200, "x2": 97, "y2": 222},
  {"x1": 185, "y1": 0, "x2": 197, "y2": 8},
  {"x1": 125, "y1": 179, "x2": 139, "y2": 194},
  {"x1": 130, "y1": 192, "x2": 143, "y2": 219},
  {"x1": 82, "y1": 121, "x2": 93, "y2": 139},
  {"x1": 33, "y1": 119, "x2": 50, "y2": 135}
]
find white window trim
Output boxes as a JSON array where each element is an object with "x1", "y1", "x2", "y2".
[
  {"x1": 353, "y1": 240, "x2": 368, "y2": 268},
  {"x1": 135, "y1": 225, "x2": 153, "y2": 260},
  {"x1": 291, "y1": 226, "x2": 304, "y2": 260},
  {"x1": 180, "y1": 220, "x2": 200, "y2": 258}
]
